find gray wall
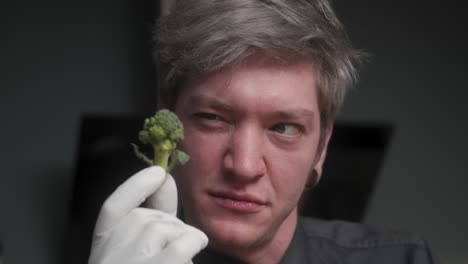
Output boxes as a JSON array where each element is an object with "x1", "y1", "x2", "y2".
[{"x1": 1, "y1": 1, "x2": 466, "y2": 264}]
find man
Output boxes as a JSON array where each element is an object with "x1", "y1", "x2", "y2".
[{"x1": 88, "y1": 0, "x2": 438, "y2": 263}]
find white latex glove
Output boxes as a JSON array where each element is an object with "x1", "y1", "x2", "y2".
[{"x1": 88, "y1": 166, "x2": 208, "y2": 264}]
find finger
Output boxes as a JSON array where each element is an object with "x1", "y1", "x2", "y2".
[
  {"x1": 156, "y1": 226, "x2": 209, "y2": 264},
  {"x1": 92, "y1": 208, "x2": 186, "y2": 264},
  {"x1": 135, "y1": 218, "x2": 186, "y2": 259},
  {"x1": 94, "y1": 166, "x2": 168, "y2": 234},
  {"x1": 96, "y1": 208, "x2": 160, "y2": 248},
  {"x1": 146, "y1": 173, "x2": 178, "y2": 216},
  {"x1": 91, "y1": 208, "x2": 164, "y2": 262},
  {"x1": 105, "y1": 218, "x2": 185, "y2": 264}
]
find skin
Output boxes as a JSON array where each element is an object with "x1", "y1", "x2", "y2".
[{"x1": 172, "y1": 54, "x2": 332, "y2": 264}]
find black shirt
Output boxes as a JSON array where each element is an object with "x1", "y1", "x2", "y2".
[{"x1": 193, "y1": 217, "x2": 439, "y2": 264}]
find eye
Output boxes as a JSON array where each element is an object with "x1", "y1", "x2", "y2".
[
  {"x1": 270, "y1": 123, "x2": 302, "y2": 137},
  {"x1": 194, "y1": 112, "x2": 223, "y2": 121},
  {"x1": 191, "y1": 112, "x2": 230, "y2": 132}
]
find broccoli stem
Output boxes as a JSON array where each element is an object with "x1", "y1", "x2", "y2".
[
  {"x1": 131, "y1": 143, "x2": 153, "y2": 167},
  {"x1": 153, "y1": 145, "x2": 172, "y2": 172}
]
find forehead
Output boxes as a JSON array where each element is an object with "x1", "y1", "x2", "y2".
[
  {"x1": 174, "y1": 54, "x2": 321, "y2": 121},
  {"x1": 185, "y1": 55, "x2": 318, "y2": 98}
]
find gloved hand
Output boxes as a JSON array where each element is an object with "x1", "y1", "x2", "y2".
[{"x1": 88, "y1": 166, "x2": 208, "y2": 264}]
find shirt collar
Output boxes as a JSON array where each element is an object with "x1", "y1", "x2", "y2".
[{"x1": 193, "y1": 217, "x2": 324, "y2": 264}]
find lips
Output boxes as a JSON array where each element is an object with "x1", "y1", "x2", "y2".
[{"x1": 209, "y1": 190, "x2": 266, "y2": 213}]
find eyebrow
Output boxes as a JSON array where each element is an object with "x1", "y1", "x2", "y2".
[
  {"x1": 188, "y1": 94, "x2": 234, "y2": 112},
  {"x1": 271, "y1": 109, "x2": 316, "y2": 121},
  {"x1": 188, "y1": 94, "x2": 316, "y2": 121}
]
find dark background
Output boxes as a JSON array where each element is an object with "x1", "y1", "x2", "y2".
[{"x1": 1, "y1": 0, "x2": 467, "y2": 263}]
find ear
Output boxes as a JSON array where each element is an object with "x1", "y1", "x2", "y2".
[{"x1": 313, "y1": 123, "x2": 334, "y2": 182}]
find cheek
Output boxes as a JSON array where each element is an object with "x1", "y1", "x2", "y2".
[
  {"x1": 175, "y1": 127, "x2": 227, "y2": 186},
  {"x1": 267, "y1": 140, "x2": 318, "y2": 201}
]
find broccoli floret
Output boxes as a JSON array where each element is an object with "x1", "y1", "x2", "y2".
[{"x1": 131, "y1": 109, "x2": 190, "y2": 172}]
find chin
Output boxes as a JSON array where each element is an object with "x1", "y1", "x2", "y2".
[{"x1": 201, "y1": 216, "x2": 269, "y2": 250}]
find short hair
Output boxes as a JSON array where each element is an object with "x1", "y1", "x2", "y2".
[{"x1": 155, "y1": 0, "x2": 363, "y2": 138}]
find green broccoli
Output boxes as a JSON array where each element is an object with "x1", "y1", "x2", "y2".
[{"x1": 131, "y1": 109, "x2": 190, "y2": 172}]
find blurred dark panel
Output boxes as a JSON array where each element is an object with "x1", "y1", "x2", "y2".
[
  {"x1": 64, "y1": 115, "x2": 146, "y2": 264},
  {"x1": 300, "y1": 123, "x2": 394, "y2": 221}
]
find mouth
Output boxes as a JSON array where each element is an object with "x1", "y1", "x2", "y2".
[{"x1": 209, "y1": 190, "x2": 266, "y2": 213}]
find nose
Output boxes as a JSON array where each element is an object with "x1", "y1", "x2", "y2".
[{"x1": 223, "y1": 124, "x2": 266, "y2": 184}]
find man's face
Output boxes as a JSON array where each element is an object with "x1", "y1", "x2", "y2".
[{"x1": 173, "y1": 55, "x2": 330, "y2": 252}]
